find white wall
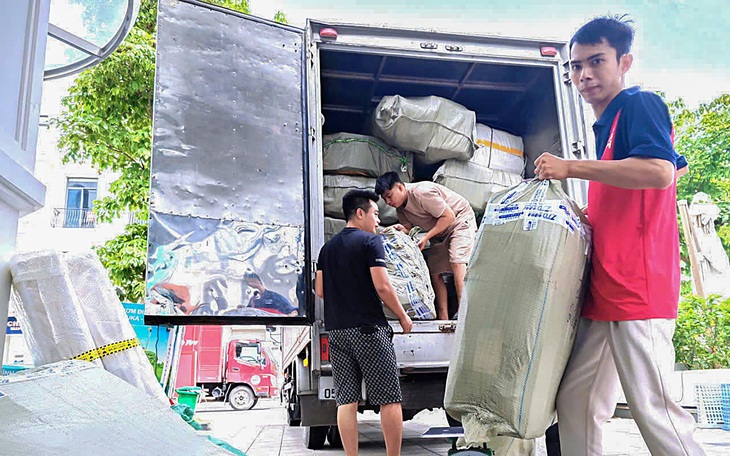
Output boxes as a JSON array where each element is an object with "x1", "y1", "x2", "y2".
[{"x1": 0, "y1": 0, "x2": 50, "y2": 364}]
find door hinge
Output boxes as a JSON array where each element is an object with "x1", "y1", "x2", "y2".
[
  {"x1": 420, "y1": 42, "x2": 438, "y2": 50},
  {"x1": 445, "y1": 44, "x2": 463, "y2": 52},
  {"x1": 439, "y1": 322, "x2": 457, "y2": 333},
  {"x1": 563, "y1": 70, "x2": 572, "y2": 85}
]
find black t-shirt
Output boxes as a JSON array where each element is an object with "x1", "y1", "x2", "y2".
[{"x1": 317, "y1": 227, "x2": 388, "y2": 330}]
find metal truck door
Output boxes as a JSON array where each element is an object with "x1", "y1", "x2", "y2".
[{"x1": 146, "y1": 0, "x2": 311, "y2": 326}]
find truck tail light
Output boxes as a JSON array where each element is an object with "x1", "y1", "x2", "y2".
[
  {"x1": 319, "y1": 28, "x2": 338, "y2": 40},
  {"x1": 320, "y1": 335, "x2": 330, "y2": 363},
  {"x1": 540, "y1": 46, "x2": 558, "y2": 57}
]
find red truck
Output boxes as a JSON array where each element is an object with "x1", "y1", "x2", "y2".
[{"x1": 175, "y1": 325, "x2": 280, "y2": 410}]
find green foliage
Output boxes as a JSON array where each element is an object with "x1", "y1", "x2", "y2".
[
  {"x1": 95, "y1": 222, "x2": 148, "y2": 303},
  {"x1": 274, "y1": 10, "x2": 289, "y2": 24},
  {"x1": 670, "y1": 94, "x2": 730, "y2": 257},
  {"x1": 54, "y1": 0, "x2": 286, "y2": 301},
  {"x1": 673, "y1": 294, "x2": 730, "y2": 370}
]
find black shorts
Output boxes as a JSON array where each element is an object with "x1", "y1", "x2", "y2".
[{"x1": 328, "y1": 325, "x2": 402, "y2": 406}]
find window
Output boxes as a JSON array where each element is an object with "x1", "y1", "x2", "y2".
[
  {"x1": 64, "y1": 178, "x2": 97, "y2": 228},
  {"x1": 235, "y1": 342, "x2": 263, "y2": 365}
]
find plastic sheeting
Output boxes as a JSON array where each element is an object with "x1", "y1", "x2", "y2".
[
  {"x1": 323, "y1": 175, "x2": 398, "y2": 225},
  {"x1": 445, "y1": 180, "x2": 591, "y2": 443},
  {"x1": 0, "y1": 361, "x2": 232, "y2": 455},
  {"x1": 322, "y1": 132, "x2": 413, "y2": 182},
  {"x1": 433, "y1": 160, "x2": 523, "y2": 215},
  {"x1": 372, "y1": 95, "x2": 476, "y2": 164},
  {"x1": 9, "y1": 251, "x2": 167, "y2": 403},
  {"x1": 324, "y1": 216, "x2": 347, "y2": 243},
  {"x1": 474, "y1": 124, "x2": 526, "y2": 176},
  {"x1": 689, "y1": 193, "x2": 730, "y2": 297},
  {"x1": 380, "y1": 227, "x2": 436, "y2": 320}
]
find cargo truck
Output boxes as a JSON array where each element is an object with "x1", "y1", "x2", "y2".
[
  {"x1": 175, "y1": 325, "x2": 280, "y2": 411},
  {"x1": 146, "y1": 0, "x2": 595, "y2": 449}
]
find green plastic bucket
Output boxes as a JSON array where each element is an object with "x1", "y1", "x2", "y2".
[{"x1": 175, "y1": 386, "x2": 203, "y2": 413}]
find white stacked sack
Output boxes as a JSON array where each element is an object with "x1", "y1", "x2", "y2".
[
  {"x1": 474, "y1": 123, "x2": 526, "y2": 176},
  {"x1": 445, "y1": 180, "x2": 591, "y2": 443},
  {"x1": 10, "y1": 250, "x2": 168, "y2": 403},
  {"x1": 380, "y1": 227, "x2": 436, "y2": 320},
  {"x1": 323, "y1": 175, "x2": 398, "y2": 225},
  {"x1": 322, "y1": 132, "x2": 413, "y2": 182},
  {"x1": 372, "y1": 95, "x2": 477, "y2": 164}
]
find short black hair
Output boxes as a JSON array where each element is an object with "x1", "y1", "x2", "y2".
[
  {"x1": 570, "y1": 15, "x2": 635, "y2": 61},
  {"x1": 375, "y1": 171, "x2": 403, "y2": 196},
  {"x1": 342, "y1": 189, "x2": 379, "y2": 221}
]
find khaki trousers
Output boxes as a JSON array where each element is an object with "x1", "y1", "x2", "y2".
[{"x1": 556, "y1": 317, "x2": 705, "y2": 456}]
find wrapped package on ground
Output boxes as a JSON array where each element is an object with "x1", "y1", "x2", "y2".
[
  {"x1": 9, "y1": 251, "x2": 102, "y2": 368},
  {"x1": 0, "y1": 361, "x2": 233, "y2": 455},
  {"x1": 66, "y1": 252, "x2": 168, "y2": 403},
  {"x1": 322, "y1": 132, "x2": 414, "y2": 182},
  {"x1": 474, "y1": 123, "x2": 526, "y2": 176},
  {"x1": 444, "y1": 179, "x2": 591, "y2": 443},
  {"x1": 433, "y1": 160, "x2": 523, "y2": 215},
  {"x1": 379, "y1": 227, "x2": 436, "y2": 320},
  {"x1": 372, "y1": 95, "x2": 476, "y2": 164},
  {"x1": 323, "y1": 175, "x2": 398, "y2": 225}
]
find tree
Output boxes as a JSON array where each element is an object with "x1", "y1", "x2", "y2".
[
  {"x1": 54, "y1": 0, "x2": 287, "y2": 302},
  {"x1": 670, "y1": 94, "x2": 730, "y2": 261}
]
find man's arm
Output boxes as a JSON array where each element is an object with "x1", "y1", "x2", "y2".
[
  {"x1": 315, "y1": 270, "x2": 324, "y2": 300},
  {"x1": 417, "y1": 206, "x2": 456, "y2": 250},
  {"x1": 370, "y1": 267, "x2": 413, "y2": 334},
  {"x1": 534, "y1": 153, "x2": 675, "y2": 189}
]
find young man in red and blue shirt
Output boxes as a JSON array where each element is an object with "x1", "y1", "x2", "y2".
[{"x1": 535, "y1": 16, "x2": 705, "y2": 456}]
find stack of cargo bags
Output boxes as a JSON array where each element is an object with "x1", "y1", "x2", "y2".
[
  {"x1": 321, "y1": 132, "x2": 412, "y2": 242},
  {"x1": 371, "y1": 94, "x2": 525, "y2": 217}
]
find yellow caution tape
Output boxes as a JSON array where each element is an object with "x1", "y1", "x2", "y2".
[
  {"x1": 476, "y1": 139, "x2": 524, "y2": 158},
  {"x1": 72, "y1": 338, "x2": 141, "y2": 363}
]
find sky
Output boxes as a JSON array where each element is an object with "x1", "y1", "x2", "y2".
[{"x1": 250, "y1": 0, "x2": 729, "y2": 108}]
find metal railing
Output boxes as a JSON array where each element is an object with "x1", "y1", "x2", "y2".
[{"x1": 52, "y1": 208, "x2": 96, "y2": 228}]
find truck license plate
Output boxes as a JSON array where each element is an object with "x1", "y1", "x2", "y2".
[{"x1": 318, "y1": 376, "x2": 336, "y2": 401}]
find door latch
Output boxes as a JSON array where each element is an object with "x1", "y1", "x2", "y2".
[{"x1": 439, "y1": 322, "x2": 457, "y2": 333}]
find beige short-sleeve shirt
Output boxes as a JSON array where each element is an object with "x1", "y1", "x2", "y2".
[{"x1": 396, "y1": 182, "x2": 471, "y2": 235}]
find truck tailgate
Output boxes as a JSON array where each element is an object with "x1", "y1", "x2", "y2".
[{"x1": 389, "y1": 320, "x2": 456, "y2": 372}]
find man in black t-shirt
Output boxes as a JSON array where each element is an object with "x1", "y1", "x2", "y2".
[{"x1": 316, "y1": 189, "x2": 413, "y2": 456}]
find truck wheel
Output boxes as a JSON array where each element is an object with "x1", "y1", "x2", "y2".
[
  {"x1": 327, "y1": 425, "x2": 343, "y2": 448},
  {"x1": 229, "y1": 386, "x2": 258, "y2": 411},
  {"x1": 304, "y1": 426, "x2": 328, "y2": 450}
]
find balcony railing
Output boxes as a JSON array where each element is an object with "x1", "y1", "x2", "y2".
[{"x1": 52, "y1": 208, "x2": 96, "y2": 228}]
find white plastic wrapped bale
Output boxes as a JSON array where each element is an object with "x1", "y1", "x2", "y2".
[
  {"x1": 323, "y1": 175, "x2": 398, "y2": 225},
  {"x1": 474, "y1": 124, "x2": 526, "y2": 176},
  {"x1": 0, "y1": 361, "x2": 232, "y2": 455},
  {"x1": 372, "y1": 95, "x2": 477, "y2": 164},
  {"x1": 322, "y1": 132, "x2": 414, "y2": 182},
  {"x1": 688, "y1": 192, "x2": 730, "y2": 297},
  {"x1": 65, "y1": 252, "x2": 169, "y2": 403},
  {"x1": 379, "y1": 227, "x2": 436, "y2": 320},
  {"x1": 9, "y1": 251, "x2": 102, "y2": 368},
  {"x1": 433, "y1": 160, "x2": 523, "y2": 215},
  {"x1": 444, "y1": 180, "x2": 591, "y2": 443}
]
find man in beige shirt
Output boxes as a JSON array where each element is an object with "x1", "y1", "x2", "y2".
[{"x1": 375, "y1": 172, "x2": 477, "y2": 319}]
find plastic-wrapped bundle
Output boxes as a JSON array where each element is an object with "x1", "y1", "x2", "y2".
[
  {"x1": 433, "y1": 160, "x2": 523, "y2": 215},
  {"x1": 322, "y1": 132, "x2": 413, "y2": 182},
  {"x1": 379, "y1": 227, "x2": 436, "y2": 320},
  {"x1": 65, "y1": 252, "x2": 168, "y2": 403},
  {"x1": 445, "y1": 180, "x2": 591, "y2": 443},
  {"x1": 324, "y1": 217, "x2": 347, "y2": 243},
  {"x1": 323, "y1": 175, "x2": 398, "y2": 225},
  {"x1": 9, "y1": 250, "x2": 167, "y2": 403},
  {"x1": 9, "y1": 251, "x2": 102, "y2": 368},
  {"x1": 372, "y1": 95, "x2": 476, "y2": 164},
  {"x1": 474, "y1": 124, "x2": 526, "y2": 176}
]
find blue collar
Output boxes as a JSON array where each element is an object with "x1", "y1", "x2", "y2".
[{"x1": 594, "y1": 86, "x2": 641, "y2": 127}]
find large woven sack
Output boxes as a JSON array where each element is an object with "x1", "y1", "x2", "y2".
[
  {"x1": 444, "y1": 179, "x2": 591, "y2": 443},
  {"x1": 474, "y1": 124, "x2": 526, "y2": 176},
  {"x1": 372, "y1": 95, "x2": 476, "y2": 164},
  {"x1": 322, "y1": 132, "x2": 413, "y2": 182},
  {"x1": 323, "y1": 217, "x2": 347, "y2": 243},
  {"x1": 380, "y1": 227, "x2": 436, "y2": 320},
  {"x1": 323, "y1": 175, "x2": 398, "y2": 225},
  {"x1": 433, "y1": 160, "x2": 523, "y2": 215}
]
